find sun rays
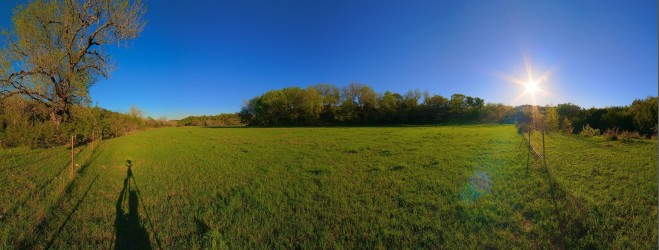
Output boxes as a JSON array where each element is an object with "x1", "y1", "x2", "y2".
[
  {"x1": 497, "y1": 52, "x2": 555, "y2": 106},
  {"x1": 525, "y1": 81, "x2": 538, "y2": 96}
]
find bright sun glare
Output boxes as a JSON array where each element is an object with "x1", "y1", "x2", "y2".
[
  {"x1": 496, "y1": 52, "x2": 555, "y2": 105},
  {"x1": 525, "y1": 81, "x2": 538, "y2": 96}
]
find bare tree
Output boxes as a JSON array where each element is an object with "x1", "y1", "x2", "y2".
[
  {"x1": 0, "y1": 0, "x2": 146, "y2": 126},
  {"x1": 129, "y1": 105, "x2": 143, "y2": 119}
]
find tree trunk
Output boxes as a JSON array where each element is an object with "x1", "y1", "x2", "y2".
[
  {"x1": 49, "y1": 111, "x2": 62, "y2": 127},
  {"x1": 49, "y1": 105, "x2": 67, "y2": 128}
]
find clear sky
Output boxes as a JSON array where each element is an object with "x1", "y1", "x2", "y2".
[{"x1": 1, "y1": 0, "x2": 657, "y2": 119}]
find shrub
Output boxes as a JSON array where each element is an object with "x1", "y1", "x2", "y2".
[
  {"x1": 619, "y1": 131, "x2": 641, "y2": 141},
  {"x1": 544, "y1": 107, "x2": 560, "y2": 132},
  {"x1": 604, "y1": 128, "x2": 619, "y2": 141},
  {"x1": 580, "y1": 124, "x2": 600, "y2": 137},
  {"x1": 562, "y1": 117, "x2": 574, "y2": 134}
]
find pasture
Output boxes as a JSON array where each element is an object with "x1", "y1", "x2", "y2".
[{"x1": 1, "y1": 124, "x2": 656, "y2": 248}]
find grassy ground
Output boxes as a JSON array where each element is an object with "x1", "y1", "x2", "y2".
[{"x1": 0, "y1": 125, "x2": 656, "y2": 248}]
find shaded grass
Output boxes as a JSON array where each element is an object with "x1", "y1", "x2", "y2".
[
  {"x1": 529, "y1": 131, "x2": 658, "y2": 248},
  {"x1": 0, "y1": 124, "x2": 656, "y2": 248}
]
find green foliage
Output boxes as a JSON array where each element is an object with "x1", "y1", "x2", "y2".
[
  {"x1": 0, "y1": 0, "x2": 146, "y2": 124},
  {"x1": 481, "y1": 103, "x2": 515, "y2": 123},
  {"x1": 0, "y1": 96, "x2": 157, "y2": 148},
  {"x1": 1, "y1": 125, "x2": 656, "y2": 248},
  {"x1": 240, "y1": 83, "x2": 497, "y2": 126},
  {"x1": 179, "y1": 114, "x2": 243, "y2": 127},
  {"x1": 544, "y1": 106, "x2": 560, "y2": 132},
  {"x1": 561, "y1": 117, "x2": 574, "y2": 134},
  {"x1": 315, "y1": 83, "x2": 341, "y2": 123},
  {"x1": 554, "y1": 100, "x2": 657, "y2": 137},
  {"x1": 629, "y1": 96, "x2": 658, "y2": 137},
  {"x1": 241, "y1": 84, "x2": 656, "y2": 135}
]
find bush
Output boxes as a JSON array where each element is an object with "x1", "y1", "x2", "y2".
[
  {"x1": 605, "y1": 128, "x2": 641, "y2": 142},
  {"x1": 0, "y1": 97, "x2": 166, "y2": 148},
  {"x1": 580, "y1": 124, "x2": 600, "y2": 137},
  {"x1": 562, "y1": 117, "x2": 574, "y2": 134},
  {"x1": 604, "y1": 128, "x2": 619, "y2": 141},
  {"x1": 619, "y1": 130, "x2": 641, "y2": 141}
]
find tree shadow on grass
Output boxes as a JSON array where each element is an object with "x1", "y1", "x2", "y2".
[{"x1": 113, "y1": 160, "x2": 162, "y2": 250}]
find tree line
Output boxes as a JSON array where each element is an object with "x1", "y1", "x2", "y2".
[
  {"x1": 239, "y1": 83, "x2": 515, "y2": 126},
  {"x1": 535, "y1": 96, "x2": 657, "y2": 138},
  {"x1": 178, "y1": 114, "x2": 243, "y2": 127},
  {"x1": 0, "y1": 96, "x2": 170, "y2": 148},
  {"x1": 239, "y1": 83, "x2": 657, "y2": 137}
]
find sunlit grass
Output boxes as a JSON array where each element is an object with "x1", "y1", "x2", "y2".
[{"x1": 0, "y1": 125, "x2": 656, "y2": 248}]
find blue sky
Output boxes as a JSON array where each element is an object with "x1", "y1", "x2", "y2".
[{"x1": 1, "y1": 0, "x2": 657, "y2": 119}]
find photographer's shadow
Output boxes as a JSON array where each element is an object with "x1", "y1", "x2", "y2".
[{"x1": 114, "y1": 160, "x2": 152, "y2": 250}]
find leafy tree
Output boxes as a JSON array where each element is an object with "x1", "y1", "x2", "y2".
[
  {"x1": 315, "y1": 83, "x2": 340, "y2": 123},
  {"x1": 303, "y1": 86, "x2": 323, "y2": 125},
  {"x1": 481, "y1": 103, "x2": 514, "y2": 123},
  {"x1": 544, "y1": 106, "x2": 560, "y2": 131},
  {"x1": 629, "y1": 96, "x2": 658, "y2": 136},
  {"x1": 179, "y1": 114, "x2": 242, "y2": 127},
  {"x1": 562, "y1": 117, "x2": 574, "y2": 134},
  {"x1": 423, "y1": 94, "x2": 449, "y2": 122},
  {"x1": 339, "y1": 82, "x2": 363, "y2": 122},
  {"x1": 356, "y1": 84, "x2": 377, "y2": 123},
  {"x1": 603, "y1": 107, "x2": 634, "y2": 131},
  {"x1": 556, "y1": 103, "x2": 582, "y2": 130},
  {"x1": 236, "y1": 83, "x2": 656, "y2": 137},
  {"x1": 449, "y1": 94, "x2": 467, "y2": 118},
  {"x1": 379, "y1": 91, "x2": 400, "y2": 122},
  {"x1": 262, "y1": 90, "x2": 288, "y2": 126},
  {"x1": 400, "y1": 89, "x2": 422, "y2": 122},
  {"x1": 0, "y1": 0, "x2": 146, "y2": 126}
]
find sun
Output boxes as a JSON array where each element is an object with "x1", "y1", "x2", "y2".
[
  {"x1": 495, "y1": 52, "x2": 556, "y2": 105},
  {"x1": 525, "y1": 81, "x2": 538, "y2": 96}
]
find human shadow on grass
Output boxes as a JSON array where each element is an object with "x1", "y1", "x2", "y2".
[{"x1": 113, "y1": 160, "x2": 162, "y2": 250}]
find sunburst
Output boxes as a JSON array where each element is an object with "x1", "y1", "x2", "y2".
[
  {"x1": 497, "y1": 52, "x2": 554, "y2": 105},
  {"x1": 525, "y1": 81, "x2": 538, "y2": 96}
]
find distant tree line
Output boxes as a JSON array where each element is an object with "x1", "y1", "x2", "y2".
[
  {"x1": 239, "y1": 83, "x2": 658, "y2": 138},
  {"x1": 178, "y1": 114, "x2": 243, "y2": 126},
  {"x1": 239, "y1": 83, "x2": 515, "y2": 126},
  {"x1": 535, "y1": 96, "x2": 658, "y2": 138},
  {"x1": 0, "y1": 96, "x2": 171, "y2": 148}
]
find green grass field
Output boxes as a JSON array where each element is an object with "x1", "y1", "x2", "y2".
[{"x1": 1, "y1": 124, "x2": 656, "y2": 248}]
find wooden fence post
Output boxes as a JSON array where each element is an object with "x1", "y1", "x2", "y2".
[
  {"x1": 526, "y1": 125, "x2": 531, "y2": 174},
  {"x1": 70, "y1": 135, "x2": 74, "y2": 178},
  {"x1": 542, "y1": 125, "x2": 546, "y2": 161},
  {"x1": 91, "y1": 130, "x2": 95, "y2": 151}
]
